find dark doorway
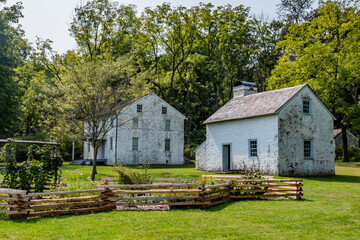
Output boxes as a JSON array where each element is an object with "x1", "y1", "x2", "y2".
[{"x1": 222, "y1": 144, "x2": 231, "y2": 171}]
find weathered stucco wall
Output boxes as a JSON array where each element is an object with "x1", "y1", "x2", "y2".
[
  {"x1": 200, "y1": 115, "x2": 279, "y2": 175},
  {"x1": 195, "y1": 141, "x2": 207, "y2": 170},
  {"x1": 87, "y1": 94, "x2": 185, "y2": 165},
  {"x1": 278, "y1": 87, "x2": 335, "y2": 176}
]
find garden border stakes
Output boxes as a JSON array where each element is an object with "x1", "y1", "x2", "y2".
[{"x1": 0, "y1": 179, "x2": 303, "y2": 219}]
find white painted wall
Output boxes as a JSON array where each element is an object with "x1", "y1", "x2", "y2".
[
  {"x1": 201, "y1": 115, "x2": 279, "y2": 175},
  {"x1": 86, "y1": 94, "x2": 185, "y2": 165},
  {"x1": 195, "y1": 141, "x2": 207, "y2": 170},
  {"x1": 277, "y1": 86, "x2": 335, "y2": 176}
]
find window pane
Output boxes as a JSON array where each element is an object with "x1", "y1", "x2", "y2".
[
  {"x1": 249, "y1": 140, "x2": 257, "y2": 157},
  {"x1": 303, "y1": 100, "x2": 310, "y2": 114},
  {"x1": 132, "y1": 137, "x2": 138, "y2": 151},
  {"x1": 137, "y1": 104, "x2": 142, "y2": 113},
  {"x1": 304, "y1": 140, "x2": 312, "y2": 158},
  {"x1": 162, "y1": 107, "x2": 167, "y2": 114},
  {"x1": 165, "y1": 120, "x2": 170, "y2": 131},
  {"x1": 165, "y1": 139, "x2": 170, "y2": 151}
]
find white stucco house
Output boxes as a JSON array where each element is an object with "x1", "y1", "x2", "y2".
[
  {"x1": 195, "y1": 82, "x2": 335, "y2": 176},
  {"x1": 80, "y1": 93, "x2": 186, "y2": 165}
]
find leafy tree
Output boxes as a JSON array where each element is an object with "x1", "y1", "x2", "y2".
[
  {"x1": 0, "y1": 1, "x2": 29, "y2": 138},
  {"x1": 251, "y1": 18, "x2": 283, "y2": 91},
  {"x1": 267, "y1": 0, "x2": 360, "y2": 162},
  {"x1": 277, "y1": 0, "x2": 315, "y2": 24},
  {"x1": 70, "y1": 0, "x2": 139, "y2": 60},
  {"x1": 140, "y1": 3, "x2": 200, "y2": 101},
  {"x1": 61, "y1": 58, "x2": 139, "y2": 180}
]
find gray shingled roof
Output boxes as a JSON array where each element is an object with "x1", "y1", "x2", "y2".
[
  {"x1": 203, "y1": 84, "x2": 307, "y2": 124},
  {"x1": 333, "y1": 129, "x2": 342, "y2": 138}
]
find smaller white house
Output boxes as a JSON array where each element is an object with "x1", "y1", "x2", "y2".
[
  {"x1": 81, "y1": 93, "x2": 186, "y2": 165},
  {"x1": 195, "y1": 82, "x2": 335, "y2": 177}
]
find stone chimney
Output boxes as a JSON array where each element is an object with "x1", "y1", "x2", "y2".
[{"x1": 233, "y1": 81, "x2": 258, "y2": 98}]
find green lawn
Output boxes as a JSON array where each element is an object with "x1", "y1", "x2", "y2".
[
  {"x1": 1, "y1": 163, "x2": 360, "y2": 239},
  {"x1": 60, "y1": 162, "x2": 209, "y2": 183}
]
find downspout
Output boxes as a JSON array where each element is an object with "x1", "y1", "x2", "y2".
[{"x1": 114, "y1": 116, "x2": 118, "y2": 165}]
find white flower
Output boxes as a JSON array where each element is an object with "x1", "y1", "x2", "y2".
[{"x1": 80, "y1": 173, "x2": 83, "y2": 176}]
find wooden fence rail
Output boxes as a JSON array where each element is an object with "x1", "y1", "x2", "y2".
[{"x1": 0, "y1": 179, "x2": 303, "y2": 219}]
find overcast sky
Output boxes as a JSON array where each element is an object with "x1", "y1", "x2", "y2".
[{"x1": 5, "y1": 0, "x2": 284, "y2": 54}]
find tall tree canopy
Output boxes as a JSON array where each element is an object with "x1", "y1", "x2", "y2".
[
  {"x1": 70, "y1": 0, "x2": 139, "y2": 60},
  {"x1": 277, "y1": 0, "x2": 315, "y2": 24},
  {"x1": 0, "y1": 1, "x2": 29, "y2": 138},
  {"x1": 267, "y1": 0, "x2": 360, "y2": 162}
]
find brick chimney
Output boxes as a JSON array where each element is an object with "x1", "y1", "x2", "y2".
[{"x1": 233, "y1": 81, "x2": 258, "y2": 98}]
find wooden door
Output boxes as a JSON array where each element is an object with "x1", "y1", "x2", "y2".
[{"x1": 222, "y1": 145, "x2": 231, "y2": 171}]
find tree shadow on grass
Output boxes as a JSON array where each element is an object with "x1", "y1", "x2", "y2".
[
  {"x1": 204, "y1": 201, "x2": 236, "y2": 211},
  {"x1": 301, "y1": 174, "x2": 360, "y2": 184},
  {"x1": 3, "y1": 209, "x2": 113, "y2": 222}
]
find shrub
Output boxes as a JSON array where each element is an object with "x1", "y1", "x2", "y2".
[
  {"x1": 184, "y1": 145, "x2": 196, "y2": 161},
  {"x1": 114, "y1": 163, "x2": 152, "y2": 185},
  {"x1": 335, "y1": 146, "x2": 360, "y2": 162},
  {"x1": 335, "y1": 146, "x2": 343, "y2": 160},
  {"x1": 0, "y1": 141, "x2": 63, "y2": 192},
  {"x1": 233, "y1": 160, "x2": 268, "y2": 196}
]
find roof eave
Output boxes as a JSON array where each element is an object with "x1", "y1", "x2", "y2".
[
  {"x1": 274, "y1": 84, "x2": 336, "y2": 120},
  {"x1": 203, "y1": 113, "x2": 278, "y2": 125}
]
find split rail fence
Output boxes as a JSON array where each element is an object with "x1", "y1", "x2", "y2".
[{"x1": 0, "y1": 179, "x2": 303, "y2": 219}]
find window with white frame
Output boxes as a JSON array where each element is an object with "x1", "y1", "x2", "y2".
[
  {"x1": 249, "y1": 139, "x2": 257, "y2": 157},
  {"x1": 132, "y1": 137, "x2": 139, "y2": 151},
  {"x1": 133, "y1": 118, "x2": 139, "y2": 128},
  {"x1": 165, "y1": 139, "x2": 171, "y2": 151},
  {"x1": 162, "y1": 106, "x2": 167, "y2": 114},
  {"x1": 137, "y1": 104, "x2": 142, "y2": 113},
  {"x1": 304, "y1": 140, "x2": 313, "y2": 159},
  {"x1": 109, "y1": 137, "x2": 113, "y2": 150},
  {"x1": 303, "y1": 99, "x2": 311, "y2": 114},
  {"x1": 165, "y1": 120, "x2": 170, "y2": 131}
]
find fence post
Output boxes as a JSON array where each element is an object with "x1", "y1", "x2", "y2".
[
  {"x1": 198, "y1": 183, "x2": 208, "y2": 208},
  {"x1": 9, "y1": 193, "x2": 29, "y2": 219},
  {"x1": 99, "y1": 187, "x2": 117, "y2": 210},
  {"x1": 296, "y1": 181, "x2": 303, "y2": 200},
  {"x1": 226, "y1": 181, "x2": 233, "y2": 201}
]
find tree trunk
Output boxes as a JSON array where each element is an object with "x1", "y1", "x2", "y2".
[
  {"x1": 91, "y1": 141, "x2": 98, "y2": 181},
  {"x1": 341, "y1": 125, "x2": 349, "y2": 163}
]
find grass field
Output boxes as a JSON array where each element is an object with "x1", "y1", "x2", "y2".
[{"x1": 1, "y1": 162, "x2": 360, "y2": 239}]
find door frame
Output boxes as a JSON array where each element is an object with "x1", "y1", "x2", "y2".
[{"x1": 222, "y1": 143, "x2": 232, "y2": 171}]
